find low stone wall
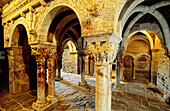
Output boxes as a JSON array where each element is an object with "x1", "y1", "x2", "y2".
[
  {"x1": 62, "y1": 50, "x2": 78, "y2": 74},
  {"x1": 157, "y1": 48, "x2": 169, "y2": 94}
]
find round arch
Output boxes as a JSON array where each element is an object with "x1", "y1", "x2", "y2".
[
  {"x1": 115, "y1": 0, "x2": 170, "y2": 52},
  {"x1": 123, "y1": 30, "x2": 164, "y2": 52},
  {"x1": 11, "y1": 24, "x2": 29, "y2": 47},
  {"x1": 38, "y1": 5, "x2": 82, "y2": 43},
  {"x1": 134, "y1": 53, "x2": 151, "y2": 60},
  {"x1": 11, "y1": 19, "x2": 29, "y2": 47},
  {"x1": 121, "y1": 6, "x2": 170, "y2": 45}
]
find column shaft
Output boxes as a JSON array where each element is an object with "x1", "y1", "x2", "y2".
[
  {"x1": 47, "y1": 59, "x2": 55, "y2": 101},
  {"x1": 36, "y1": 58, "x2": 46, "y2": 104},
  {"x1": 55, "y1": 54, "x2": 63, "y2": 81},
  {"x1": 114, "y1": 60, "x2": 120, "y2": 87},
  {"x1": 79, "y1": 55, "x2": 87, "y2": 86},
  {"x1": 95, "y1": 64, "x2": 112, "y2": 111},
  {"x1": 151, "y1": 49, "x2": 159, "y2": 84}
]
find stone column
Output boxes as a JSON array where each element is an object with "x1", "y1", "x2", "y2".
[
  {"x1": 55, "y1": 54, "x2": 63, "y2": 81},
  {"x1": 150, "y1": 49, "x2": 159, "y2": 85},
  {"x1": 33, "y1": 55, "x2": 46, "y2": 107},
  {"x1": 113, "y1": 45, "x2": 123, "y2": 97},
  {"x1": 86, "y1": 33, "x2": 121, "y2": 111},
  {"x1": 47, "y1": 51, "x2": 57, "y2": 102},
  {"x1": 78, "y1": 54, "x2": 87, "y2": 86},
  {"x1": 31, "y1": 45, "x2": 49, "y2": 110},
  {"x1": 132, "y1": 61, "x2": 136, "y2": 79},
  {"x1": 89, "y1": 55, "x2": 95, "y2": 75},
  {"x1": 113, "y1": 46, "x2": 121, "y2": 88},
  {"x1": 85, "y1": 55, "x2": 90, "y2": 75},
  {"x1": 94, "y1": 64, "x2": 96, "y2": 76},
  {"x1": 163, "y1": 57, "x2": 170, "y2": 103}
]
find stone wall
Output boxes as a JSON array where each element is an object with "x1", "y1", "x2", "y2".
[
  {"x1": 7, "y1": 47, "x2": 30, "y2": 94},
  {"x1": 62, "y1": 50, "x2": 78, "y2": 74},
  {"x1": 157, "y1": 48, "x2": 169, "y2": 94},
  {"x1": 2, "y1": 0, "x2": 122, "y2": 48}
]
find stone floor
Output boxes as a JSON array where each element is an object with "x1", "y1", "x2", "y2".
[{"x1": 0, "y1": 72, "x2": 170, "y2": 111}]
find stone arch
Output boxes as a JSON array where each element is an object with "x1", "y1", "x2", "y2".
[
  {"x1": 123, "y1": 30, "x2": 153, "y2": 51},
  {"x1": 122, "y1": 1, "x2": 170, "y2": 29},
  {"x1": 122, "y1": 54, "x2": 135, "y2": 81},
  {"x1": 121, "y1": 7, "x2": 170, "y2": 45},
  {"x1": 134, "y1": 54, "x2": 151, "y2": 83},
  {"x1": 11, "y1": 20, "x2": 29, "y2": 47},
  {"x1": 62, "y1": 39, "x2": 78, "y2": 74},
  {"x1": 62, "y1": 38, "x2": 78, "y2": 51},
  {"x1": 116, "y1": 0, "x2": 170, "y2": 52},
  {"x1": 114, "y1": 0, "x2": 145, "y2": 35},
  {"x1": 123, "y1": 30, "x2": 164, "y2": 53},
  {"x1": 38, "y1": 5, "x2": 82, "y2": 43},
  {"x1": 63, "y1": 40, "x2": 77, "y2": 52},
  {"x1": 134, "y1": 53, "x2": 151, "y2": 60},
  {"x1": 115, "y1": 0, "x2": 170, "y2": 35}
]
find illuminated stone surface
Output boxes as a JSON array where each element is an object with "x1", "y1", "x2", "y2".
[
  {"x1": 1, "y1": 0, "x2": 170, "y2": 111},
  {"x1": 0, "y1": 72, "x2": 170, "y2": 111}
]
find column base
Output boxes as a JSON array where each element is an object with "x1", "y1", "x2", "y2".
[
  {"x1": 112, "y1": 85, "x2": 124, "y2": 98},
  {"x1": 46, "y1": 95, "x2": 58, "y2": 103},
  {"x1": 32, "y1": 100, "x2": 46, "y2": 111},
  {"x1": 78, "y1": 81, "x2": 87, "y2": 86},
  {"x1": 55, "y1": 77, "x2": 63, "y2": 81},
  {"x1": 32, "y1": 97, "x2": 58, "y2": 111},
  {"x1": 148, "y1": 83, "x2": 156, "y2": 86},
  {"x1": 163, "y1": 94, "x2": 170, "y2": 104}
]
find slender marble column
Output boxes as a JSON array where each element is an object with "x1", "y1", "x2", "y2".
[
  {"x1": 33, "y1": 56, "x2": 46, "y2": 106},
  {"x1": 150, "y1": 49, "x2": 159, "y2": 85},
  {"x1": 46, "y1": 58, "x2": 56, "y2": 102},
  {"x1": 96, "y1": 64, "x2": 112, "y2": 111},
  {"x1": 78, "y1": 54, "x2": 87, "y2": 86},
  {"x1": 85, "y1": 33, "x2": 121, "y2": 111}
]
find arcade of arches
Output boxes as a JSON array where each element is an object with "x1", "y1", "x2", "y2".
[{"x1": 0, "y1": 0, "x2": 170, "y2": 111}]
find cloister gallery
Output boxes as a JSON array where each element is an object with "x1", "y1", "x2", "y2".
[{"x1": 0, "y1": 0, "x2": 170, "y2": 111}]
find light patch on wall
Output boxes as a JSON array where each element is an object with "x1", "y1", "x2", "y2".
[{"x1": 0, "y1": 51, "x2": 5, "y2": 59}]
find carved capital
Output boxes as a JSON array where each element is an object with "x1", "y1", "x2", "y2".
[
  {"x1": 86, "y1": 33, "x2": 122, "y2": 65},
  {"x1": 31, "y1": 44, "x2": 56, "y2": 61}
]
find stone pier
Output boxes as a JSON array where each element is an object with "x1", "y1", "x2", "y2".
[
  {"x1": 31, "y1": 44, "x2": 58, "y2": 111},
  {"x1": 85, "y1": 33, "x2": 121, "y2": 111}
]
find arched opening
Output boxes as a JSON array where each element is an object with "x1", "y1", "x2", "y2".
[
  {"x1": 123, "y1": 54, "x2": 134, "y2": 81},
  {"x1": 10, "y1": 24, "x2": 37, "y2": 94},
  {"x1": 17, "y1": 25, "x2": 37, "y2": 90},
  {"x1": 46, "y1": 6, "x2": 81, "y2": 80},
  {"x1": 122, "y1": 30, "x2": 162, "y2": 84},
  {"x1": 62, "y1": 40, "x2": 78, "y2": 74}
]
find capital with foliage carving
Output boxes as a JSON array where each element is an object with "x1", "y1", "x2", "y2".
[
  {"x1": 86, "y1": 33, "x2": 122, "y2": 65},
  {"x1": 31, "y1": 44, "x2": 57, "y2": 61}
]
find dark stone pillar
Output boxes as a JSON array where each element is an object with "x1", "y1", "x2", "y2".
[{"x1": 78, "y1": 54, "x2": 87, "y2": 86}]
